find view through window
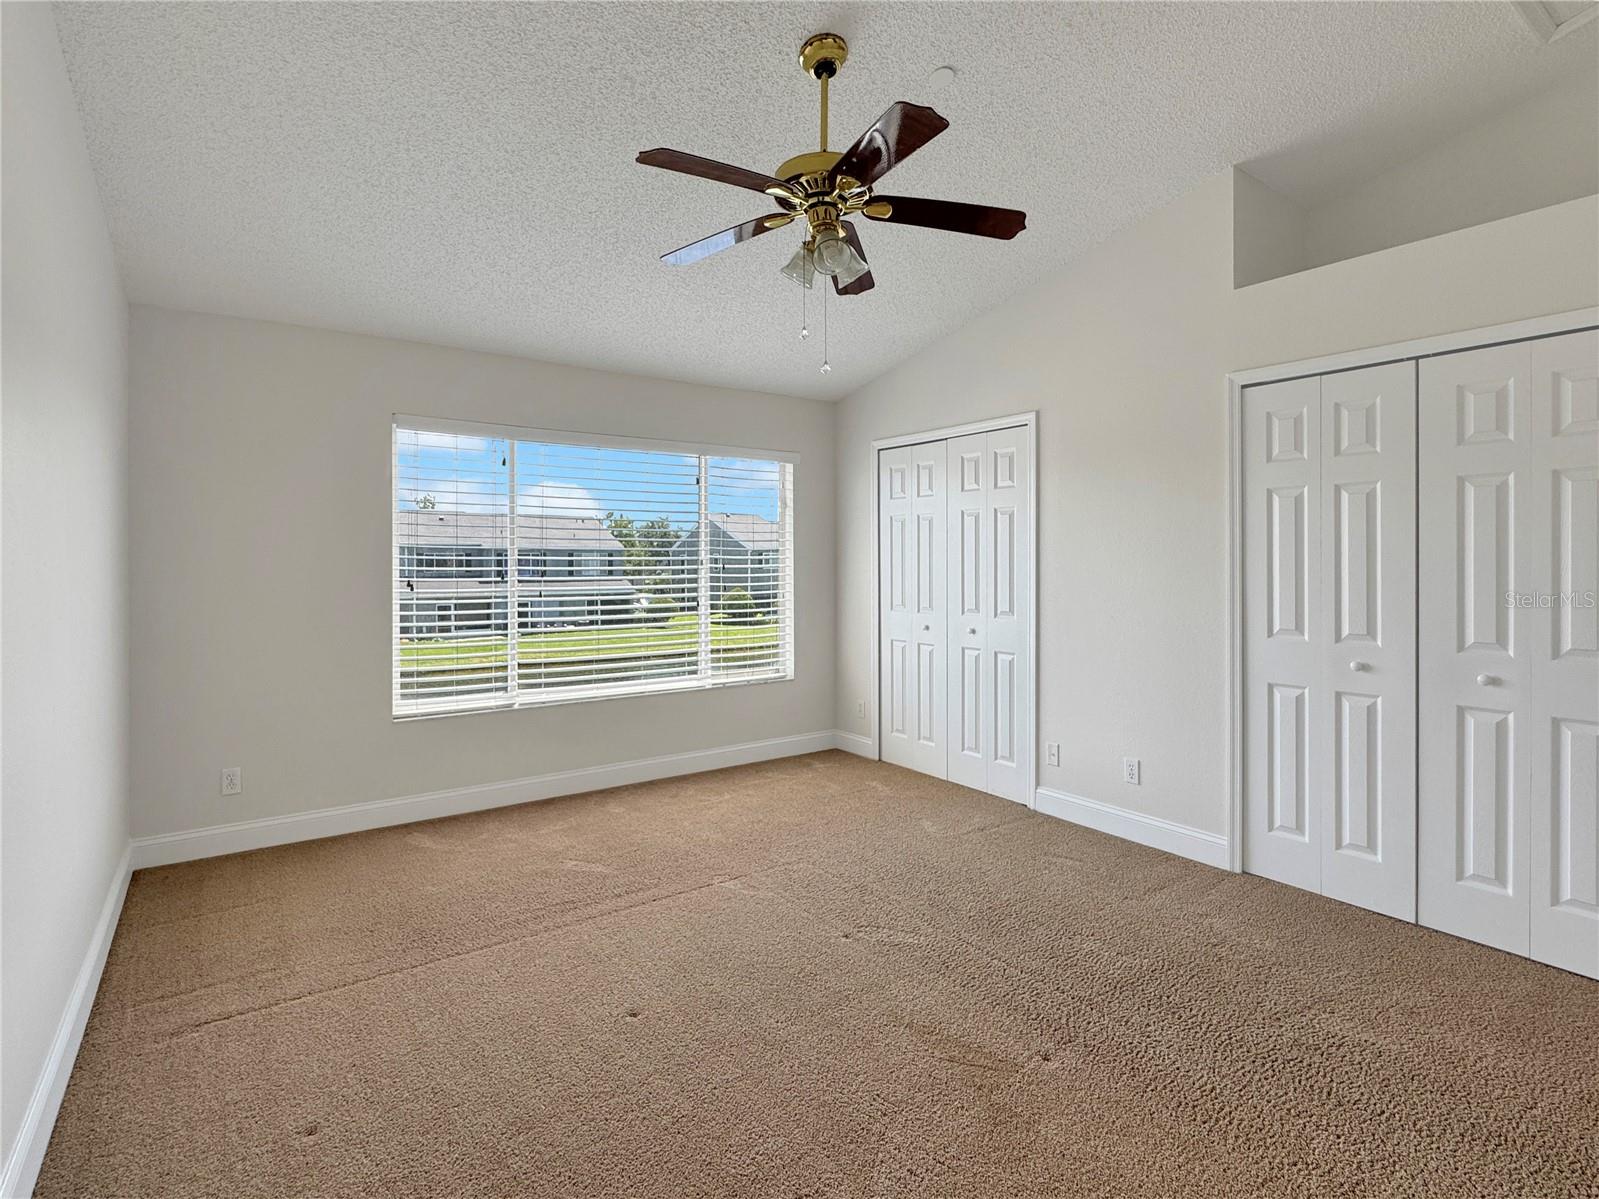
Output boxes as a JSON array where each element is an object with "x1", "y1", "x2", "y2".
[{"x1": 393, "y1": 421, "x2": 794, "y2": 716}]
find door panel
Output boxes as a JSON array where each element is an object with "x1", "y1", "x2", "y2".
[
  {"x1": 1245, "y1": 376, "x2": 1323, "y2": 893},
  {"x1": 1419, "y1": 334, "x2": 1598, "y2": 976},
  {"x1": 1268, "y1": 682, "x2": 1310, "y2": 839},
  {"x1": 1458, "y1": 705, "x2": 1513, "y2": 892},
  {"x1": 983, "y1": 427, "x2": 1033, "y2": 803},
  {"x1": 943, "y1": 428, "x2": 1032, "y2": 802},
  {"x1": 880, "y1": 444, "x2": 947, "y2": 778},
  {"x1": 1420, "y1": 344, "x2": 1535, "y2": 956},
  {"x1": 1318, "y1": 362, "x2": 1416, "y2": 920},
  {"x1": 1527, "y1": 330, "x2": 1599, "y2": 977},
  {"x1": 946, "y1": 432, "x2": 989, "y2": 792}
]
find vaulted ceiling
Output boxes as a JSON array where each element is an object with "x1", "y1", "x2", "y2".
[{"x1": 54, "y1": 2, "x2": 1596, "y2": 399}]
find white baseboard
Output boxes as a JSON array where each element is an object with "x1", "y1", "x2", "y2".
[
  {"x1": 131, "y1": 731, "x2": 844, "y2": 870},
  {"x1": 1034, "y1": 787, "x2": 1229, "y2": 870},
  {"x1": 1, "y1": 847, "x2": 131, "y2": 1199},
  {"x1": 830, "y1": 729, "x2": 875, "y2": 759}
]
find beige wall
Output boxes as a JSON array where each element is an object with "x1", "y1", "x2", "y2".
[
  {"x1": 1304, "y1": 70, "x2": 1599, "y2": 270},
  {"x1": 835, "y1": 174, "x2": 1598, "y2": 836},
  {"x1": 1, "y1": 2, "x2": 130, "y2": 1169},
  {"x1": 127, "y1": 307, "x2": 837, "y2": 838}
]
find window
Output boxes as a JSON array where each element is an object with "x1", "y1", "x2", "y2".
[{"x1": 393, "y1": 418, "x2": 794, "y2": 717}]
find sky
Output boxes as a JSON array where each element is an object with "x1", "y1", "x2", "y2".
[{"x1": 395, "y1": 429, "x2": 782, "y2": 525}]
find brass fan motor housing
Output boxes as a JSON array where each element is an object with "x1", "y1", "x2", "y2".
[{"x1": 773, "y1": 150, "x2": 842, "y2": 182}]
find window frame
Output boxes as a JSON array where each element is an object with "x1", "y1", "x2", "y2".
[{"x1": 391, "y1": 415, "x2": 797, "y2": 721}]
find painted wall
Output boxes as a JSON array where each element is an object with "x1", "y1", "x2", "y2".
[
  {"x1": 835, "y1": 172, "x2": 1598, "y2": 837},
  {"x1": 1, "y1": 1, "x2": 130, "y2": 1173},
  {"x1": 1303, "y1": 69, "x2": 1599, "y2": 270},
  {"x1": 1234, "y1": 69, "x2": 1599, "y2": 285},
  {"x1": 127, "y1": 307, "x2": 837, "y2": 839},
  {"x1": 1232, "y1": 168, "x2": 1306, "y2": 289}
]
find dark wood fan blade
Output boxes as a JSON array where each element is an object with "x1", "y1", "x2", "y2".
[
  {"x1": 661, "y1": 214, "x2": 792, "y2": 265},
  {"x1": 637, "y1": 149, "x2": 791, "y2": 195},
  {"x1": 834, "y1": 221, "x2": 875, "y2": 295},
  {"x1": 866, "y1": 195, "x2": 1026, "y2": 239},
  {"x1": 830, "y1": 103, "x2": 949, "y2": 188}
]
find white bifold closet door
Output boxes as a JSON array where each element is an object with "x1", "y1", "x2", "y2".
[
  {"x1": 879, "y1": 441, "x2": 947, "y2": 778},
  {"x1": 1418, "y1": 330, "x2": 1598, "y2": 978},
  {"x1": 879, "y1": 426, "x2": 1033, "y2": 802},
  {"x1": 1243, "y1": 361, "x2": 1417, "y2": 920},
  {"x1": 945, "y1": 427, "x2": 1033, "y2": 804}
]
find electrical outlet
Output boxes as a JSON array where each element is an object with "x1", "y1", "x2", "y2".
[
  {"x1": 220, "y1": 766, "x2": 243, "y2": 796},
  {"x1": 1122, "y1": 757, "x2": 1140, "y2": 785},
  {"x1": 1045, "y1": 741, "x2": 1060, "y2": 767}
]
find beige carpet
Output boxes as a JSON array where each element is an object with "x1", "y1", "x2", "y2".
[{"x1": 39, "y1": 751, "x2": 1598, "y2": 1197}]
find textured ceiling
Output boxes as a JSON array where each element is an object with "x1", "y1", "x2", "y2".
[{"x1": 53, "y1": 2, "x2": 1596, "y2": 401}]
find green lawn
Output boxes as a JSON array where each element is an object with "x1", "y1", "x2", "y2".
[{"x1": 398, "y1": 615, "x2": 776, "y2": 690}]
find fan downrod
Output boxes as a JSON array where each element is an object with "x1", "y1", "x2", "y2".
[{"x1": 777, "y1": 34, "x2": 850, "y2": 182}]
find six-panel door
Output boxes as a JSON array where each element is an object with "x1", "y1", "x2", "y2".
[
  {"x1": 1528, "y1": 332, "x2": 1598, "y2": 978},
  {"x1": 1419, "y1": 332, "x2": 1598, "y2": 977},
  {"x1": 1243, "y1": 376, "x2": 1323, "y2": 894},
  {"x1": 879, "y1": 442, "x2": 947, "y2": 778},
  {"x1": 944, "y1": 428, "x2": 1034, "y2": 803},
  {"x1": 1318, "y1": 363, "x2": 1417, "y2": 921},
  {"x1": 946, "y1": 433, "x2": 990, "y2": 793}
]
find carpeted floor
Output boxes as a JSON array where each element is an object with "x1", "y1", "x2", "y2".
[{"x1": 38, "y1": 751, "x2": 1598, "y2": 1197}]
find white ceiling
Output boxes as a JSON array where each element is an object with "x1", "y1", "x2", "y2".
[{"x1": 53, "y1": 2, "x2": 1596, "y2": 401}]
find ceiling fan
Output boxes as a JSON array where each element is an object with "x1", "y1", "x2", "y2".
[{"x1": 636, "y1": 33, "x2": 1027, "y2": 298}]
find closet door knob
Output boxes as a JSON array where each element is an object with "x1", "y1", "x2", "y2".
[
  {"x1": 1477, "y1": 674, "x2": 1500, "y2": 687},
  {"x1": 1349, "y1": 660, "x2": 1370, "y2": 672},
  {"x1": 967, "y1": 627, "x2": 978, "y2": 635},
  {"x1": 922, "y1": 624, "x2": 930, "y2": 632}
]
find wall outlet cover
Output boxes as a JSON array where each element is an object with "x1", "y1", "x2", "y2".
[
  {"x1": 221, "y1": 766, "x2": 243, "y2": 796},
  {"x1": 1122, "y1": 757, "x2": 1140, "y2": 785}
]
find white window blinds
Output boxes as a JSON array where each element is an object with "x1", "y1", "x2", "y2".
[{"x1": 393, "y1": 420, "x2": 795, "y2": 717}]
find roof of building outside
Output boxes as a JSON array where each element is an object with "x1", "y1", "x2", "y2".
[
  {"x1": 400, "y1": 577, "x2": 638, "y2": 597},
  {"x1": 394, "y1": 512, "x2": 623, "y2": 551},
  {"x1": 707, "y1": 513, "x2": 780, "y2": 551}
]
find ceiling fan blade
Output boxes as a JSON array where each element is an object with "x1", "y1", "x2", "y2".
[
  {"x1": 865, "y1": 195, "x2": 1026, "y2": 239},
  {"x1": 834, "y1": 221, "x2": 875, "y2": 295},
  {"x1": 661, "y1": 213, "x2": 793, "y2": 265},
  {"x1": 637, "y1": 149, "x2": 792, "y2": 196},
  {"x1": 830, "y1": 102, "x2": 949, "y2": 188}
]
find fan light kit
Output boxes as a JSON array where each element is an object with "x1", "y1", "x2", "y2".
[{"x1": 637, "y1": 33, "x2": 1027, "y2": 375}]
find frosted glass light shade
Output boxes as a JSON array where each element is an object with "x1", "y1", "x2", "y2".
[
  {"x1": 780, "y1": 246, "x2": 816, "y2": 288},
  {"x1": 813, "y1": 229, "x2": 867, "y2": 286}
]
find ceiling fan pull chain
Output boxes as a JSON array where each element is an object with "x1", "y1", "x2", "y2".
[
  {"x1": 820, "y1": 284, "x2": 831, "y2": 375},
  {"x1": 800, "y1": 271, "x2": 809, "y2": 341}
]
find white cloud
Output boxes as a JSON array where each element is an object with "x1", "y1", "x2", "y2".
[{"x1": 519, "y1": 481, "x2": 604, "y2": 519}]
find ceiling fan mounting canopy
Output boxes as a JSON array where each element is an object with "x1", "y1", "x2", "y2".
[
  {"x1": 798, "y1": 32, "x2": 848, "y2": 79},
  {"x1": 635, "y1": 31, "x2": 1027, "y2": 297}
]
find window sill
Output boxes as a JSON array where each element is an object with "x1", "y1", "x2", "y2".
[{"x1": 391, "y1": 669, "x2": 795, "y2": 723}]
